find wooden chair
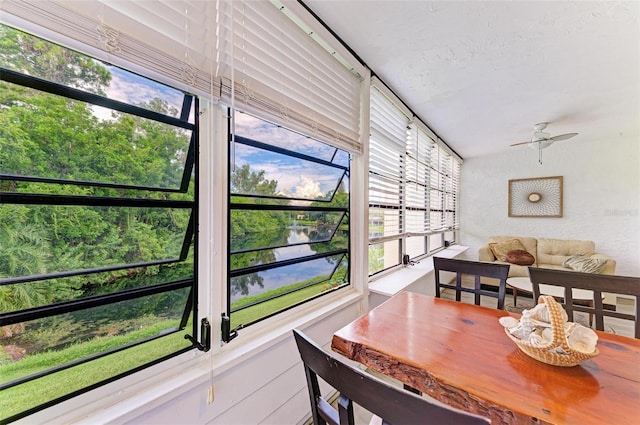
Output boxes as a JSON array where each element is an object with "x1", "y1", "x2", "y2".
[
  {"x1": 528, "y1": 267, "x2": 640, "y2": 338},
  {"x1": 434, "y1": 257, "x2": 510, "y2": 310},
  {"x1": 292, "y1": 329, "x2": 490, "y2": 425}
]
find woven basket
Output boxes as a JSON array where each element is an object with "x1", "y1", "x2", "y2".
[{"x1": 505, "y1": 295, "x2": 599, "y2": 367}]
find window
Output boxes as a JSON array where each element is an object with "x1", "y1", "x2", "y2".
[
  {"x1": 368, "y1": 82, "x2": 461, "y2": 276},
  {"x1": 0, "y1": 26, "x2": 198, "y2": 422},
  {"x1": 368, "y1": 85, "x2": 409, "y2": 274},
  {"x1": 225, "y1": 112, "x2": 349, "y2": 339}
]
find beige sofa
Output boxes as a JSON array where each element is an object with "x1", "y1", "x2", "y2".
[{"x1": 478, "y1": 236, "x2": 616, "y2": 278}]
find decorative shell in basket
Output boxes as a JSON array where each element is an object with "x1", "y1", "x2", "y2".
[{"x1": 499, "y1": 295, "x2": 599, "y2": 367}]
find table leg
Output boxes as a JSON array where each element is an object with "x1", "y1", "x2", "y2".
[{"x1": 513, "y1": 288, "x2": 518, "y2": 306}]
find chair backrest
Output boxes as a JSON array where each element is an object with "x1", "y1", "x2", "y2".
[
  {"x1": 292, "y1": 329, "x2": 490, "y2": 425},
  {"x1": 528, "y1": 267, "x2": 640, "y2": 338},
  {"x1": 434, "y1": 257, "x2": 510, "y2": 310}
]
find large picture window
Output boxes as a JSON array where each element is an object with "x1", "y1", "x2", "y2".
[
  {"x1": 225, "y1": 112, "x2": 349, "y2": 339},
  {"x1": 0, "y1": 26, "x2": 197, "y2": 422}
]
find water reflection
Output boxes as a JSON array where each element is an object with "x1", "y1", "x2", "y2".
[{"x1": 230, "y1": 226, "x2": 346, "y2": 301}]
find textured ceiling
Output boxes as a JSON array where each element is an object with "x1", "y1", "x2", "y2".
[{"x1": 303, "y1": 1, "x2": 640, "y2": 159}]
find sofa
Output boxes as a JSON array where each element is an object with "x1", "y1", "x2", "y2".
[{"x1": 478, "y1": 236, "x2": 616, "y2": 278}]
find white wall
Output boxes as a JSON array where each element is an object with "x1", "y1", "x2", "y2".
[{"x1": 459, "y1": 134, "x2": 640, "y2": 276}]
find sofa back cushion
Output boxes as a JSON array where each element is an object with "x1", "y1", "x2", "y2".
[{"x1": 537, "y1": 238, "x2": 595, "y2": 266}]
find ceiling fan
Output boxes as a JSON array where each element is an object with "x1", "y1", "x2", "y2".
[{"x1": 510, "y1": 122, "x2": 578, "y2": 164}]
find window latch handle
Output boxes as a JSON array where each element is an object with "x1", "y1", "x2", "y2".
[
  {"x1": 185, "y1": 318, "x2": 211, "y2": 352},
  {"x1": 221, "y1": 313, "x2": 238, "y2": 343}
]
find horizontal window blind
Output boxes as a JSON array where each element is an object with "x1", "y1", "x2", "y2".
[
  {"x1": 1, "y1": 0, "x2": 218, "y2": 98},
  {"x1": 429, "y1": 146, "x2": 461, "y2": 232},
  {"x1": 369, "y1": 84, "x2": 411, "y2": 239},
  {"x1": 406, "y1": 124, "x2": 435, "y2": 234},
  {"x1": 216, "y1": 0, "x2": 363, "y2": 153}
]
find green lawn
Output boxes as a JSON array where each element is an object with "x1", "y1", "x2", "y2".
[
  {"x1": 0, "y1": 320, "x2": 191, "y2": 421},
  {"x1": 1, "y1": 273, "x2": 347, "y2": 421},
  {"x1": 230, "y1": 279, "x2": 345, "y2": 328}
]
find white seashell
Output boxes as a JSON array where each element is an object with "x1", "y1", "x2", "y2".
[
  {"x1": 529, "y1": 302, "x2": 568, "y2": 323},
  {"x1": 528, "y1": 329, "x2": 545, "y2": 346},
  {"x1": 499, "y1": 316, "x2": 519, "y2": 329},
  {"x1": 541, "y1": 327, "x2": 554, "y2": 344},
  {"x1": 508, "y1": 316, "x2": 537, "y2": 340},
  {"x1": 566, "y1": 323, "x2": 598, "y2": 353}
]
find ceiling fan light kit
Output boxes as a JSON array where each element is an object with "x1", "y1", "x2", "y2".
[{"x1": 510, "y1": 122, "x2": 578, "y2": 165}]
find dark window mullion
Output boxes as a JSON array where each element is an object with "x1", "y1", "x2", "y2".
[
  {"x1": 179, "y1": 211, "x2": 196, "y2": 261},
  {"x1": 229, "y1": 249, "x2": 347, "y2": 277},
  {"x1": 0, "y1": 258, "x2": 185, "y2": 287},
  {"x1": 0, "y1": 279, "x2": 193, "y2": 326},
  {"x1": 0, "y1": 174, "x2": 188, "y2": 193},
  {"x1": 0, "y1": 68, "x2": 194, "y2": 131},
  {"x1": 235, "y1": 135, "x2": 348, "y2": 171},
  {"x1": 0, "y1": 192, "x2": 193, "y2": 208},
  {"x1": 229, "y1": 203, "x2": 345, "y2": 212},
  {"x1": 180, "y1": 132, "x2": 197, "y2": 192}
]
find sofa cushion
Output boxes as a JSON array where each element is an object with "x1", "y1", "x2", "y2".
[
  {"x1": 537, "y1": 238, "x2": 595, "y2": 266},
  {"x1": 505, "y1": 249, "x2": 535, "y2": 266},
  {"x1": 488, "y1": 236, "x2": 537, "y2": 260},
  {"x1": 563, "y1": 254, "x2": 608, "y2": 274},
  {"x1": 489, "y1": 239, "x2": 526, "y2": 262}
]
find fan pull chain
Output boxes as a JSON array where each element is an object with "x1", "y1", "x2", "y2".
[{"x1": 539, "y1": 145, "x2": 543, "y2": 165}]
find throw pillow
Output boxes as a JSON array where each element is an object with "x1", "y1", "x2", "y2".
[
  {"x1": 505, "y1": 249, "x2": 535, "y2": 266},
  {"x1": 563, "y1": 254, "x2": 607, "y2": 274},
  {"x1": 489, "y1": 239, "x2": 526, "y2": 262}
]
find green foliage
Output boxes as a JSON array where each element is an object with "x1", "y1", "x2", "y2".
[
  {"x1": 1, "y1": 24, "x2": 195, "y2": 361},
  {"x1": 0, "y1": 26, "x2": 111, "y2": 95}
]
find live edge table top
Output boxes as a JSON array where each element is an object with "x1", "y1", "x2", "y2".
[{"x1": 331, "y1": 291, "x2": 640, "y2": 425}]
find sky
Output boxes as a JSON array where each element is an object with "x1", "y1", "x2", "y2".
[
  {"x1": 233, "y1": 111, "x2": 349, "y2": 201},
  {"x1": 92, "y1": 65, "x2": 188, "y2": 122}
]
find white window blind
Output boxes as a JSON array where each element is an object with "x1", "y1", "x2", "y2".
[
  {"x1": 406, "y1": 124, "x2": 436, "y2": 235},
  {"x1": 429, "y1": 146, "x2": 461, "y2": 232},
  {"x1": 216, "y1": 0, "x2": 363, "y2": 153},
  {"x1": 369, "y1": 83, "x2": 411, "y2": 241},
  {"x1": 1, "y1": 0, "x2": 218, "y2": 98},
  {"x1": 368, "y1": 79, "x2": 461, "y2": 273}
]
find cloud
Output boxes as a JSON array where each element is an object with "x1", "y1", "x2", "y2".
[
  {"x1": 105, "y1": 66, "x2": 185, "y2": 114},
  {"x1": 291, "y1": 175, "x2": 323, "y2": 199},
  {"x1": 234, "y1": 111, "x2": 340, "y2": 160}
]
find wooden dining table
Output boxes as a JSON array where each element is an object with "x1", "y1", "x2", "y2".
[{"x1": 331, "y1": 291, "x2": 640, "y2": 425}]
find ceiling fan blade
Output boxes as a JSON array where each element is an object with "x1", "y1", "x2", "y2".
[
  {"x1": 550, "y1": 132, "x2": 578, "y2": 142},
  {"x1": 510, "y1": 141, "x2": 532, "y2": 146}
]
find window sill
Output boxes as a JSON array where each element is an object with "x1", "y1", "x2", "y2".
[{"x1": 368, "y1": 245, "x2": 469, "y2": 297}]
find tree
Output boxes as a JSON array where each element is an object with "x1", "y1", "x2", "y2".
[
  {"x1": 0, "y1": 24, "x2": 193, "y2": 318},
  {"x1": 0, "y1": 26, "x2": 111, "y2": 94}
]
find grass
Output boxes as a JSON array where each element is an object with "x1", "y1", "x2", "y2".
[
  {"x1": 0, "y1": 319, "x2": 191, "y2": 422},
  {"x1": 231, "y1": 279, "x2": 344, "y2": 328},
  {"x1": 1, "y1": 268, "x2": 348, "y2": 420}
]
